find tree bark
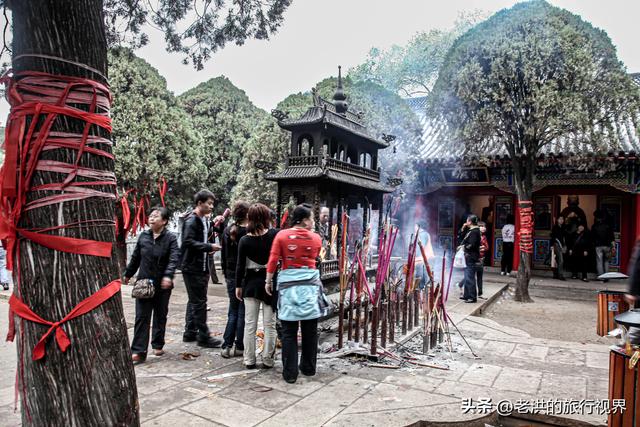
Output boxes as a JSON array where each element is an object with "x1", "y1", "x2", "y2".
[
  {"x1": 8, "y1": 0, "x2": 139, "y2": 424},
  {"x1": 512, "y1": 155, "x2": 534, "y2": 303}
]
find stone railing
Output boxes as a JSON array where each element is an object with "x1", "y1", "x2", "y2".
[
  {"x1": 286, "y1": 155, "x2": 322, "y2": 167},
  {"x1": 320, "y1": 259, "x2": 340, "y2": 279},
  {"x1": 325, "y1": 158, "x2": 380, "y2": 180}
]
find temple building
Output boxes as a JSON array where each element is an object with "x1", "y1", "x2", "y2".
[
  {"x1": 405, "y1": 73, "x2": 640, "y2": 274},
  {"x1": 267, "y1": 67, "x2": 394, "y2": 279}
]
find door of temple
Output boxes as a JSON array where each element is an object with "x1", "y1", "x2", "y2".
[
  {"x1": 492, "y1": 196, "x2": 515, "y2": 268},
  {"x1": 532, "y1": 196, "x2": 556, "y2": 270}
]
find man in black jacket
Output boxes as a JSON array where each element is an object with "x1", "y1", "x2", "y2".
[
  {"x1": 182, "y1": 190, "x2": 224, "y2": 348},
  {"x1": 461, "y1": 214, "x2": 481, "y2": 303},
  {"x1": 592, "y1": 210, "x2": 615, "y2": 281}
]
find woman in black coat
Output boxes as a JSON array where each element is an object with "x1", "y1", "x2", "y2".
[
  {"x1": 569, "y1": 223, "x2": 591, "y2": 282},
  {"x1": 125, "y1": 207, "x2": 180, "y2": 363}
]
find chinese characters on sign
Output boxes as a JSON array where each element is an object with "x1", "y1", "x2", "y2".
[{"x1": 461, "y1": 398, "x2": 625, "y2": 417}]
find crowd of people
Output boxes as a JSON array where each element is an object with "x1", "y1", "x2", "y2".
[
  {"x1": 124, "y1": 189, "x2": 324, "y2": 384},
  {"x1": 549, "y1": 209, "x2": 615, "y2": 282}
]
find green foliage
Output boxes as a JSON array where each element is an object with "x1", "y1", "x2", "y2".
[
  {"x1": 179, "y1": 77, "x2": 268, "y2": 210},
  {"x1": 104, "y1": 0, "x2": 291, "y2": 70},
  {"x1": 109, "y1": 47, "x2": 206, "y2": 209},
  {"x1": 232, "y1": 117, "x2": 288, "y2": 206},
  {"x1": 429, "y1": 0, "x2": 640, "y2": 192},
  {"x1": 351, "y1": 11, "x2": 487, "y2": 97}
]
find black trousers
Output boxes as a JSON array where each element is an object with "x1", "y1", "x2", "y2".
[
  {"x1": 572, "y1": 253, "x2": 588, "y2": 279},
  {"x1": 183, "y1": 272, "x2": 210, "y2": 340},
  {"x1": 131, "y1": 288, "x2": 172, "y2": 354},
  {"x1": 281, "y1": 319, "x2": 318, "y2": 381},
  {"x1": 501, "y1": 242, "x2": 514, "y2": 273}
]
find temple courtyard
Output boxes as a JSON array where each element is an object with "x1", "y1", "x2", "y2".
[{"x1": 0, "y1": 273, "x2": 616, "y2": 426}]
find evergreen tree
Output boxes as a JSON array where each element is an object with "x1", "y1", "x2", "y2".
[
  {"x1": 429, "y1": 0, "x2": 640, "y2": 302},
  {"x1": 110, "y1": 48, "x2": 206, "y2": 209},
  {"x1": 178, "y1": 77, "x2": 268, "y2": 210}
]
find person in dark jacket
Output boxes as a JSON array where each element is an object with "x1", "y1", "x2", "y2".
[
  {"x1": 125, "y1": 207, "x2": 180, "y2": 363},
  {"x1": 592, "y1": 210, "x2": 615, "y2": 281},
  {"x1": 570, "y1": 224, "x2": 591, "y2": 282},
  {"x1": 181, "y1": 190, "x2": 224, "y2": 348},
  {"x1": 461, "y1": 214, "x2": 481, "y2": 303},
  {"x1": 220, "y1": 201, "x2": 250, "y2": 358},
  {"x1": 550, "y1": 216, "x2": 567, "y2": 280},
  {"x1": 236, "y1": 203, "x2": 279, "y2": 369}
]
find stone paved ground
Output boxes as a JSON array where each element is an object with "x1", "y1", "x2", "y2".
[{"x1": 0, "y1": 273, "x2": 610, "y2": 426}]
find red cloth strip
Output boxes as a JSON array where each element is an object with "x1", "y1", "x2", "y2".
[{"x1": 7, "y1": 280, "x2": 121, "y2": 360}]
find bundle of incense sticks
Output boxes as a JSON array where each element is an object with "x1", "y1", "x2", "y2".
[
  {"x1": 320, "y1": 223, "x2": 338, "y2": 261},
  {"x1": 402, "y1": 228, "x2": 419, "y2": 336},
  {"x1": 337, "y1": 213, "x2": 350, "y2": 349},
  {"x1": 417, "y1": 240, "x2": 452, "y2": 353}
]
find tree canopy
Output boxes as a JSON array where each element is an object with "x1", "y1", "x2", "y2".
[
  {"x1": 350, "y1": 11, "x2": 487, "y2": 97},
  {"x1": 104, "y1": 0, "x2": 292, "y2": 69},
  {"x1": 430, "y1": 0, "x2": 640, "y2": 163},
  {"x1": 429, "y1": 0, "x2": 640, "y2": 301},
  {"x1": 179, "y1": 76, "x2": 268, "y2": 210},
  {"x1": 110, "y1": 47, "x2": 206, "y2": 209}
]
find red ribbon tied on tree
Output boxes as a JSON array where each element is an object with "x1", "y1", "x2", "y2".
[
  {"x1": 518, "y1": 200, "x2": 534, "y2": 254},
  {"x1": 158, "y1": 177, "x2": 167, "y2": 207},
  {"x1": 7, "y1": 280, "x2": 121, "y2": 360}
]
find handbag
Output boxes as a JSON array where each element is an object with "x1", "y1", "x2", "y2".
[
  {"x1": 453, "y1": 246, "x2": 467, "y2": 269},
  {"x1": 131, "y1": 278, "x2": 155, "y2": 299}
]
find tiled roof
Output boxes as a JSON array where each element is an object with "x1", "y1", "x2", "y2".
[
  {"x1": 266, "y1": 167, "x2": 393, "y2": 193},
  {"x1": 405, "y1": 76, "x2": 640, "y2": 160},
  {"x1": 277, "y1": 106, "x2": 389, "y2": 148}
]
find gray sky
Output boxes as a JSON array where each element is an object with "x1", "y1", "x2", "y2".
[{"x1": 1, "y1": 0, "x2": 639, "y2": 121}]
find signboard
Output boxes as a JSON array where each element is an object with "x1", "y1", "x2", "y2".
[{"x1": 441, "y1": 168, "x2": 489, "y2": 185}]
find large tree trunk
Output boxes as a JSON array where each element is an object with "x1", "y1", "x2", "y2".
[
  {"x1": 512, "y1": 155, "x2": 534, "y2": 303},
  {"x1": 8, "y1": 0, "x2": 139, "y2": 425}
]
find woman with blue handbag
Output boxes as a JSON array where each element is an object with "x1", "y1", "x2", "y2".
[{"x1": 265, "y1": 204, "x2": 324, "y2": 383}]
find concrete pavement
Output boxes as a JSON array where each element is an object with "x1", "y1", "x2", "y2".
[{"x1": 0, "y1": 273, "x2": 610, "y2": 426}]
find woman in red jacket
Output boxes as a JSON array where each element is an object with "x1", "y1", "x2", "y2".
[{"x1": 265, "y1": 204, "x2": 324, "y2": 383}]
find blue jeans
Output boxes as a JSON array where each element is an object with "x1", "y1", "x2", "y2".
[
  {"x1": 463, "y1": 264, "x2": 477, "y2": 301},
  {"x1": 223, "y1": 276, "x2": 245, "y2": 350}
]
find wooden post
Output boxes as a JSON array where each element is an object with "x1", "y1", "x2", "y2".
[
  {"x1": 338, "y1": 300, "x2": 345, "y2": 349},
  {"x1": 408, "y1": 291, "x2": 413, "y2": 331},
  {"x1": 354, "y1": 296, "x2": 361, "y2": 342},
  {"x1": 389, "y1": 295, "x2": 395, "y2": 343},
  {"x1": 363, "y1": 297, "x2": 369, "y2": 344},
  {"x1": 402, "y1": 291, "x2": 408, "y2": 335},
  {"x1": 380, "y1": 300, "x2": 387, "y2": 349},
  {"x1": 370, "y1": 304, "x2": 378, "y2": 356},
  {"x1": 414, "y1": 289, "x2": 420, "y2": 327}
]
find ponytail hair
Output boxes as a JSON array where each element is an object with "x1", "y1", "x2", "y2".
[{"x1": 229, "y1": 201, "x2": 250, "y2": 242}]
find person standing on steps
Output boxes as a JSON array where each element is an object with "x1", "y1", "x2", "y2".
[
  {"x1": 477, "y1": 221, "x2": 489, "y2": 298},
  {"x1": 220, "y1": 201, "x2": 250, "y2": 359},
  {"x1": 570, "y1": 223, "x2": 591, "y2": 282},
  {"x1": 181, "y1": 190, "x2": 224, "y2": 348},
  {"x1": 501, "y1": 214, "x2": 515, "y2": 276},
  {"x1": 551, "y1": 215, "x2": 567, "y2": 280},
  {"x1": 461, "y1": 215, "x2": 481, "y2": 304},
  {"x1": 125, "y1": 207, "x2": 180, "y2": 364},
  {"x1": 592, "y1": 210, "x2": 615, "y2": 282}
]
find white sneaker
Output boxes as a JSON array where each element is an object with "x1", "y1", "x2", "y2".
[{"x1": 500, "y1": 272, "x2": 505, "y2": 276}]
